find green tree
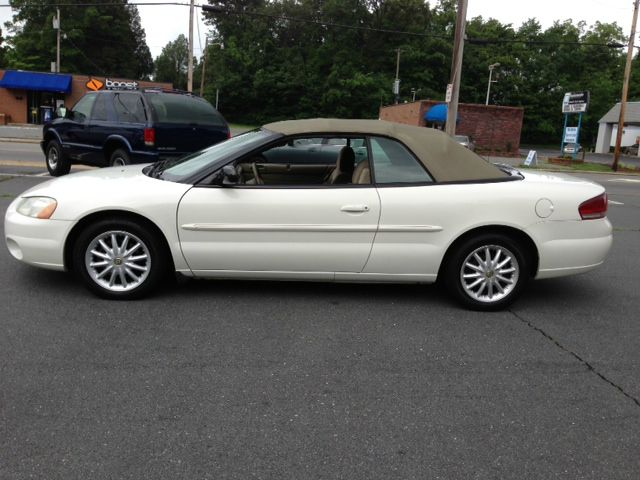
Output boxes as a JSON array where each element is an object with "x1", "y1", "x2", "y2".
[
  {"x1": 154, "y1": 34, "x2": 190, "y2": 90},
  {"x1": 5, "y1": 0, "x2": 153, "y2": 78},
  {"x1": 200, "y1": 0, "x2": 628, "y2": 145}
]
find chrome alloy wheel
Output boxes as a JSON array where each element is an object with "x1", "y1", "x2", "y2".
[
  {"x1": 84, "y1": 230, "x2": 151, "y2": 292},
  {"x1": 460, "y1": 244, "x2": 519, "y2": 303},
  {"x1": 47, "y1": 146, "x2": 59, "y2": 170}
]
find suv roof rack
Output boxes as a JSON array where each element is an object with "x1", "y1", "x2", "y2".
[{"x1": 142, "y1": 88, "x2": 196, "y2": 96}]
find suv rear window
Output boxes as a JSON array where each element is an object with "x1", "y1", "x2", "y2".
[
  {"x1": 113, "y1": 92, "x2": 147, "y2": 123},
  {"x1": 145, "y1": 94, "x2": 226, "y2": 126}
]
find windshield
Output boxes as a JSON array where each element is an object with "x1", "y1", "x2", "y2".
[{"x1": 149, "y1": 129, "x2": 275, "y2": 182}]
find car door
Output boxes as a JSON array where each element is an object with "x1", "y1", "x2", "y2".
[
  {"x1": 360, "y1": 136, "x2": 444, "y2": 279},
  {"x1": 176, "y1": 136, "x2": 380, "y2": 278},
  {"x1": 60, "y1": 93, "x2": 97, "y2": 163},
  {"x1": 85, "y1": 92, "x2": 112, "y2": 165}
]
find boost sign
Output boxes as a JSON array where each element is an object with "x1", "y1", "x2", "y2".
[{"x1": 105, "y1": 78, "x2": 139, "y2": 90}]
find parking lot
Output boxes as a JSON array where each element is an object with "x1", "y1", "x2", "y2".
[{"x1": 1, "y1": 166, "x2": 639, "y2": 479}]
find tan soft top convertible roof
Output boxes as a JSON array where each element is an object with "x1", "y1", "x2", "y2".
[{"x1": 263, "y1": 118, "x2": 508, "y2": 182}]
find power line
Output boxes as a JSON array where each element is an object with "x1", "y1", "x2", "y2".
[
  {"x1": 202, "y1": 5, "x2": 625, "y2": 48},
  {"x1": 201, "y1": 4, "x2": 450, "y2": 40},
  {"x1": 1, "y1": 1, "x2": 626, "y2": 49},
  {"x1": 60, "y1": 29, "x2": 107, "y2": 75},
  {"x1": 0, "y1": 2, "x2": 189, "y2": 6}
]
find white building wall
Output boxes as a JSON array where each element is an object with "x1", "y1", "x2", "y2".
[{"x1": 595, "y1": 123, "x2": 613, "y2": 153}]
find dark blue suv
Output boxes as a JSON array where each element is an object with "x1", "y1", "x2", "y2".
[{"x1": 42, "y1": 89, "x2": 230, "y2": 176}]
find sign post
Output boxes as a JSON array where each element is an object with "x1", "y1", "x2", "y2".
[{"x1": 560, "y1": 91, "x2": 589, "y2": 159}]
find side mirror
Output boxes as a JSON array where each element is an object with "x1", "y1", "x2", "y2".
[
  {"x1": 56, "y1": 106, "x2": 67, "y2": 118},
  {"x1": 222, "y1": 164, "x2": 239, "y2": 186}
]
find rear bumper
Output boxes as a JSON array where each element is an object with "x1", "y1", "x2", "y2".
[{"x1": 531, "y1": 217, "x2": 613, "y2": 279}]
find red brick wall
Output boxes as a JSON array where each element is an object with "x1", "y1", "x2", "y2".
[
  {"x1": 380, "y1": 100, "x2": 524, "y2": 155},
  {"x1": 0, "y1": 69, "x2": 173, "y2": 124},
  {"x1": 0, "y1": 80, "x2": 28, "y2": 123}
]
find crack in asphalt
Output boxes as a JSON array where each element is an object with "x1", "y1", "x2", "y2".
[{"x1": 510, "y1": 310, "x2": 640, "y2": 409}]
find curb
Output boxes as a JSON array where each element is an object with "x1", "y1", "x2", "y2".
[{"x1": 0, "y1": 138, "x2": 41, "y2": 144}]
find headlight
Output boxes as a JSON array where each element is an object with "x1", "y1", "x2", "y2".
[{"x1": 16, "y1": 196, "x2": 58, "y2": 219}]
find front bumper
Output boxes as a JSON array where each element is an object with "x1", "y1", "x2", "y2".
[{"x1": 4, "y1": 201, "x2": 73, "y2": 271}]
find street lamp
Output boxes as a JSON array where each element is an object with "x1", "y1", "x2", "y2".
[
  {"x1": 485, "y1": 62, "x2": 500, "y2": 105},
  {"x1": 200, "y1": 40, "x2": 224, "y2": 108}
]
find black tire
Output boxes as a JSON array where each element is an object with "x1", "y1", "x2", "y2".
[
  {"x1": 443, "y1": 233, "x2": 529, "y2": 311},
  {"x1": 73, "y1": 218, "x2": 168, "y2": 300},
  {"x1": 45, "y1": 139, "x2": 71, "y2": 176},
  {"x1": 109, "y1": 148, "x2": 131, "y2": 167}
]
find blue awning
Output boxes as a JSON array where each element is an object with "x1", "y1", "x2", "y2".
[
  {"x1": 0, "y1": 70, "x2": 72, "y2": 93},
  {"x1": 424, "y1": 103, "x2": 460, "y2": 123}
]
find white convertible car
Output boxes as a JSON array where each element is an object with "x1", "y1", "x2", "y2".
[{"x1": 4, "y1": 119, "x2": 612, "y2": 310}]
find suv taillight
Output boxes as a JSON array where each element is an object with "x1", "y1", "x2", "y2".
[
  {"x1": 579, "y1": 192, "x2": 608, "y2": 220},
  {"x1": 144, "y1": 128, "x2": 155, "y2": 146}
]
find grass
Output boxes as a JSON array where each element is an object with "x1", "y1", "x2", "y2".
[
  {"x1": 520, "y1": 160, "x2": 639, "y2": 174},
  {"x1": 229, "y1": 123, "x2": 257, "y2": 132}
]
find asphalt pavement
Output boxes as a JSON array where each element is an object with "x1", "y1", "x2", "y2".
[{"x1": 0, "y1": 168, "x2": 639, "y2": 479}]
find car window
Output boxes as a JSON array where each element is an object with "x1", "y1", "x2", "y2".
[
  {"x1": 237, "y1": 136, "x2": 370, "y2": 186},
  {"x1": 71, "y1": 93, "x2": 97, "y2": 123},
  {"x1": 91, "y1": 94, "x2": 108, "y2": 122},
  {"x1": 146, "y1": 94, "x2": 225, "y2": 126},
  {"x1": 370, "y1": 136, "x2": 433, "y2": 184},
  {"x1": 113, "y1": 92, "x2": 147, "y2": 123},
  {"x1": 158, "y1": 129, "x2": 274, "y2": 182}
]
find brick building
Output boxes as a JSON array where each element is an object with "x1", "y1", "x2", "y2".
[
  {"x1": 379, "y1": 100, "x2": 524, "y2": 155},
  {"x1": 0, "y1": 69, "x2": 172, "y2": 125}
]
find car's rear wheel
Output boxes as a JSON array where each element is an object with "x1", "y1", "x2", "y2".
[
  {"x1": 45, "y1": 139, "x2": 71, "y2": 176},
  {"x1": 109, "y1": 148, "x2": 131, "y2": 167},
  {"x1": 73, "y1": 218, "x2": 167, "y2": 299},
  {"x1": 444, "y1": 233, "x2": 529, "y2": 311}
]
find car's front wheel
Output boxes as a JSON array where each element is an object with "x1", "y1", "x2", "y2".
[
  {"x1": 45, "y1": 139, "x2": 71, "y2": 176},
  {"x1": 73, "y1": 218, "x2": 168, "y2": 299},
  {"x1": 444, "y1": 233, "x2": 529, "y2": 311}
]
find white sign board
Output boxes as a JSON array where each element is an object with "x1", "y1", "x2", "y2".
[
  {"x1": 445, "y1": 83, "x2": 453, "y2": 103},
  {"x1": 564, "y1": 127, "x2": 579, "y2": 144},
  {"x1": 392, "y1": 79, "x2": 400, "y2": 95},
  {"x1": 524, "y1": 150, "x2": 537, "y2": 167},
  {"x1": 562, "y1": 91, "x2": 589, "y2": 113}
]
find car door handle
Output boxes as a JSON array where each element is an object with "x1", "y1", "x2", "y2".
[{"x1": 341, "y1": 205, "x2": 370, "y2": 213}]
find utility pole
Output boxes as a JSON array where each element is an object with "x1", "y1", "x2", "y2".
[
  {"x1": 53, "y1": 8, "x2": 61, "y2": 73},
  {"x1": 199, "y1": 37, "x2": 208, "y2": 96},
  {"x1": 394, "y1": 48, "x2": 401, "y2": 104},
  {"x1": 485, "y1": 62, "x2": 500, "y2": 105},
  {"x1": 612, "y1": 0, "x2": 639, "y2": 171},
  {"x1": 187, "y1": 0, "x2": 195, "y2": 92},
  {"x1": 445, "y1": 0, "x2": 468, "y2": 136}
]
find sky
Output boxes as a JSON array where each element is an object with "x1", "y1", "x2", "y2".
[{"x1": 0, "y1": 0, "x2": 636, "y2": 60}]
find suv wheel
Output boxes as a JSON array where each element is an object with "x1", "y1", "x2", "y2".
[
  {"x1": 110, "y1": 148, "x2": 131, "y2": 167},
  {"x1": 45, "y1": 140, "x2": 71, "y2": 176}
]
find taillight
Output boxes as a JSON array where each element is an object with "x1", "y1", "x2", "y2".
[
  {"x1": 144, "y1": 128, "x2": 155, "y2": 146},
  {"x1": 227, "y1": 129, "x2": 231, "y2": 139},
  {"x1": 579, "y1": 192, "x2": 608, "y2": 220}
]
